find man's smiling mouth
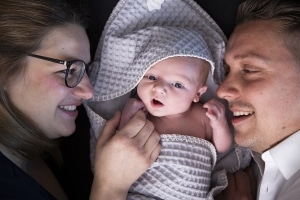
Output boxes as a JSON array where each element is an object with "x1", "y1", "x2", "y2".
[
  {"x1": 233, "y1": 111, "x2": 253, "y2": 117},
  {"x1": 59, "y1": 105, "x2": 77, "y2": 111}
]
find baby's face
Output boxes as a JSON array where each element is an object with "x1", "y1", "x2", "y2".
[{"x1": 137, "y1": 56, "x2": 209, "y2": 117}]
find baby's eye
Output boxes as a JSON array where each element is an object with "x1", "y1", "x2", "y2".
[
  {"x1": 147, "y1": 75, "x2": 156, "y2": 81},
  {"x1": 172, "y1": 82, "x2": 184, "y2": 89}
]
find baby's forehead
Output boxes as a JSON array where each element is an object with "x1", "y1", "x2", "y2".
[
  {"x1": 148, "y1": 56, "x2": 210, "y2": 73},
  {"x1": 147, "y1": 58, "x2": 207, "y2": 82}
]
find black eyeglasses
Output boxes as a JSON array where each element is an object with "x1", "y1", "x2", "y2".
[{"x1": 28, "y1": 53, "x2": 87, "y2": 88}]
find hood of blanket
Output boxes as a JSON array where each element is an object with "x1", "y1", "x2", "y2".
[{"x1": 88, "y1": 0, "x2": 226, "y2": 102}]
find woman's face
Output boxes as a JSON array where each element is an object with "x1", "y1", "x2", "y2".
[{"x1": 6, "y1": 24, "x2": 94, "y2": 139}]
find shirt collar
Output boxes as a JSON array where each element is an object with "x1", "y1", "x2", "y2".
[{"x1": 263, "y1": 130, "x2": 300, "y2": 179}]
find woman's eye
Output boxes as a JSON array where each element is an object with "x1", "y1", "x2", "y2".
[
  {"x1": 68, "y1": 68, "x2": 78, "y2": 77},
  {"x1": 59, "y1": 69, "x2": 67, "y2": 74},
  {"x1": 173, "y1": 82, "x2": 183, "y2": 88},
  {"x1": 58, "y1": 69, "x2": 67, "y2": 77}
]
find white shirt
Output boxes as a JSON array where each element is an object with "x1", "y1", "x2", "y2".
[{"x1": 253, "y1": 130, "x2": 300, "y2": 200}]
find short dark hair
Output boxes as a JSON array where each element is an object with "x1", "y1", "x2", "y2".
[{"x1": 236, "y1": 0, "x2": 300, "y2": 64}]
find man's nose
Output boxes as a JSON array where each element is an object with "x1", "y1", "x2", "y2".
[{"x1": 216, "y1": 74, "x2": 240, "y2": 101}]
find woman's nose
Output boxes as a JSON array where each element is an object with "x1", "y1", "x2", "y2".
[{"x1": 73, "y1": 74, "x2": 94, "y2": 100}]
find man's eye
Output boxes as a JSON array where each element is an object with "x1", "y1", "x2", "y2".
[
  {"x1": 173, "y1": 82, "x2": 183, "y2": 88},
  {"x1": 242, "y1": 68, "x2": 257, "y2": 74},
  {"x1": 223, "y1": 63, "x2": 230, "y2": 76}
]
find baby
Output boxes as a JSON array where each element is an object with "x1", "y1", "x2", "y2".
[
  {"x1": 84, "y1": 0, "x2": 251, "y2": 199},
  {"x1": 120, "y1": 56, "x2": 232, "y2": 154},
  {"x1": 121, "y1": 55, "x2": 232, "y2": 200}
]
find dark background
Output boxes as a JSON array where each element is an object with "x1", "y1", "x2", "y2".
[{"x1": 59, "y1": 0, "x2": 244, "y2": 199}]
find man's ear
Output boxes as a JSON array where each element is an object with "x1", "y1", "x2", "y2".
[{"x1": 193, "y1": 85, "x2": 207, "y2": 102}]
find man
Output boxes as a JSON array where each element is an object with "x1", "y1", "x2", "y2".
[{"x1": 216, "y1": 0, "x2": 300, "y2": 199}]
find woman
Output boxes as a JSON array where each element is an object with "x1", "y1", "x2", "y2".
[{"x1": 0, "y1": 0, "x2": 161, "y2": 199}]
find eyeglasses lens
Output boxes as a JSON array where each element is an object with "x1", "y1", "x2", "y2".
[{"x1": 66, "y1": 61, "x2": 86, "y2": 87}]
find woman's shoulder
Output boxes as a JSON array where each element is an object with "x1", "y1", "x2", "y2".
[{"x1": 0, "y1": 152, "x2": 56, "y2": 200}]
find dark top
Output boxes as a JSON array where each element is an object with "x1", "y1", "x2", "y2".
[{"x1": 0, "y1": 152, "x2": 56, "y2": 200}]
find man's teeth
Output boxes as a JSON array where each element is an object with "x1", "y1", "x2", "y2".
[
  {"x1": 60, "y1": 105, "x2": 76, "y2": 111},
  {"x1": 233, "y1": 111, "x2": 253, "y2": 116}
]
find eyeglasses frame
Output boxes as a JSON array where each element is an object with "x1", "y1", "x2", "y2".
[{"x1": 28, "y1": 53, "x2": 87, "y2": 88}]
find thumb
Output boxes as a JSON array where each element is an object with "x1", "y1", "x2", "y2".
[
  {"x1": 206, "y1": 109, "x2": 217, "y2": 121},
  {"x1": 96, "y1": 111, "x2": 121, "y2": 148}
]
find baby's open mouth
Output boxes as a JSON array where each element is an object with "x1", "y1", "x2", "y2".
[{"x1": 152, "y1": 99, "x2": 163, "y2": 105}]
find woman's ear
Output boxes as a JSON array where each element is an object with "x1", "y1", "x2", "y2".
[{"x1": 193, "y1": 85, "x2": 207, "y2": 102}]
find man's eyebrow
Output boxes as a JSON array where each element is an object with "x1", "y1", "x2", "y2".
[{"x1": 233, "y1": 52, "x2": 269, "y2": 61}]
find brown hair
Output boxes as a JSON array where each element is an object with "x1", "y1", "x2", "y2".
[
  {"x1": 236, "y1": 0, "x2": 300, "y2": 64},
  {"x1": 0, "y1": 0, "x2": 88, "y2": 159}
]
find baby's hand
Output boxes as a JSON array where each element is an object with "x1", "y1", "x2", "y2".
[
  {"x1": 119, "y1": 98, "x2": 146, "y2": 129},
  {"x1": 204, "y1": 99, "x2": 232, "y2": 153},
  {"x1": 203, "y1": 98, "x2": 227, "y2": 125}
]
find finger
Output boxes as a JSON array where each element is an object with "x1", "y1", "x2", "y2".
[
  {"x1": 97, "y1": 111, "x2": 121, "y2": 148},
  {"x1": 150, "y1": 142, "x2": 161, "y2": 162},
  {"x1": 143, "y1": 129, "x2": 161, "y2": 160},
  {"x1": 206, "y1": 110, "x2": 216, "y2": 119},
  {"x1": 133, "y1": 100, "x2": 145, "y2": 110},
  {"x1": 204, "y1": 99, "x2": 223, "y2": 110},
  {"x1": 203, "y1": 102, "x2": 210, "y2": 110},
  {"x1": 125, "y1": 99, "x2": 145, "y2": 114},
  {"x1": 119, "y1": 110, "x2": 147, "y2": 138},
  {"x1": 119, "y1": 101, "x2": 141, "y2": 129},
  {"x1": 204, "y1": 102, "x2": 216, "y2": 113},
  {"x1": 133, "y1": 119, "x2": 156, "y2": 147}
]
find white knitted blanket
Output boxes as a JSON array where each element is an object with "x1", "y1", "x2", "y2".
[{"x1": 127, "y1": 134, "x2": 226, "y2": 200}]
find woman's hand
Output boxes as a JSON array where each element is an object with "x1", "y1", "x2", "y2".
[
  {"x1": 119, "y1": 98, "x2": 146, "y2": 129},
  {"x1": 90, "y1": 110, "x2": 161, "y2": 200}
]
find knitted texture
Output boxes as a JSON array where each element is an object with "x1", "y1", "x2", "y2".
[
  {"x1": 127, "y1": 134, "x2": 227, "y2": 200},
  {"x1": 82, "y1": 0, "x2": 252, "y2": 198},
  {"x1": 88, "y1": 0, "x2": 226, "y2": 103},
  {"x1": 84, "y1": 0, "x2": 227, "y2": 173}
]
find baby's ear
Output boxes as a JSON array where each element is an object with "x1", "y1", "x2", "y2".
[{"x1": 193, "y1": 85, "x2": 207, "y2": 102}]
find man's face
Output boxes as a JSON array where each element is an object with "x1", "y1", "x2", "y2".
[{"x1": 217, "y1": 20, "x2": 300, "y2": 153}]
